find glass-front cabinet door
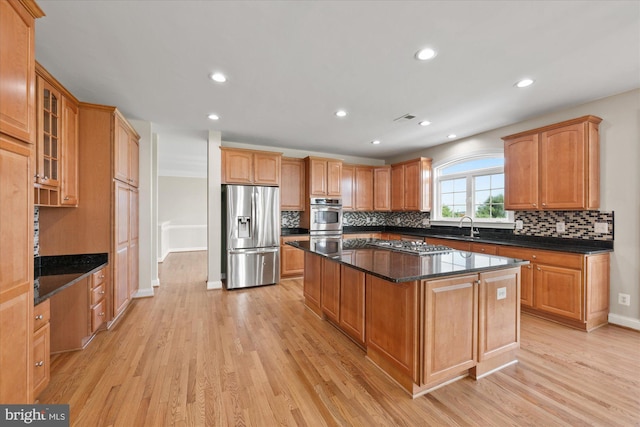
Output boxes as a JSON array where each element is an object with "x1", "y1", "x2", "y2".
[{"x1": 37, "y1": 76, "x2": 60, "y2": 188}]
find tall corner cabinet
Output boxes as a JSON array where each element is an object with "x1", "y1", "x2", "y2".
[
  {"x1": 39, "y1": 103, "x2": 140, "y2": 324},
  {"x1": 0, "y1": 0, "x2": 44, "y2": 403}
]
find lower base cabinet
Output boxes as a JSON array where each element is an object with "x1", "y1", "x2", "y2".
[
  {"x1": 339, "y1": 266, "x2": 366, "y2": 346},
  {"x1": 281, "y1": 235, "x2": 309, "y2": 277},
  {"x1": 33, "y1": 300, "x2": 51, "y2": 399}
]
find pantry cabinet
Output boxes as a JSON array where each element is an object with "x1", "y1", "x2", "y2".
[
  {"x1": 391, "y1": 157, "x2": 432, "y2": 212},
  {"x1": 0, "y1": 0, "x2": 42, "y2": 404},
  {"x1": 281, "y1": 157, "x2": 305, "y2": 210},
  {"x1": 503, "y1": 115, "x2": 602, "y2": 210},
  {"x1": 221, "y1": 147, "x2": 281, "y2": 186}
]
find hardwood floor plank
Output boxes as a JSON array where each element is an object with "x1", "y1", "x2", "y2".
[{"x1": 37, "y1": 251, "x2": 640, "y2": 426}]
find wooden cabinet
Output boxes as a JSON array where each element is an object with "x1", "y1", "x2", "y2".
[
  {"x1": 391, "y1": 157, "x2": 432, "y2": 211},
  {"x1": 280, "y1": 157, "x2": 305, "y2": 210},
  {"x1": 305, "y1": 156, "x2": 342, "y2": 197},
  {"x1": 342, "y1": 164, "x2": 375, "y2": 211},
  {"x1": 0, "y1": 0, "x2": 42, "y2": 404},
  {"x1": 424, "y1": 237, "x2": 471, "y2": 251},
  {"x1": 303, "y1": 252, "x2": 322, "y2": 316},
  {"x1": 90, "y1": 268, "x2": 107, "y2": 333},
  {"x1": 321, "y1": 258, "x2": 341, "y2": 323},
  {"x1": 115, "y1": 115, "x2": 139, "y2": 187},
  {"x1": 0, "y1": 0, "x2": 42, "y2": 144},
  {"x1": 0, "y1": 135, "x2": 35, "y2": 403},
  {"x1": 33, "y1": 299, "x2": 50, "y2": 398},
  {"x1": 280, "y1": 235, "x2": 309, "y2": 277},
  {"x1": 340, "y1": 265, "x2": 366, "y2": 346},
  {"x1": 373, "y1": 166, "x2": 391, "y2": 211},
  {"x1": 470, "y1": 242, "x2": 498, "y2": 255},
  {"x1": 221, "y1": 147, "x2": 281, "y2": 186},
  {"x1": 341, "y1": 164, "x2": 355, "y2": 210},
  {"x1": 423, "y1": 274, "x2": 477, "y2": 386},
  {"x1": 38, "y1": 104, "x2": 139, "y2": 327},
  {"x1": 34, "y1": 64, "x2": 80, "y2": 206},
  {"x1": 60, "y1": 95, "x2": 78, "y2": 205},
  {"x1": 502, "y1": 115, "x2": 602, "y2": 210}
]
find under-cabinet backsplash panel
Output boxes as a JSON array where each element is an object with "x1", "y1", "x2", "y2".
[
  {"x1": 343, "y1": 211, "x2": 431, "y2": 228},
  {"x1": 34, "y1": 206, "x2": 39, "y2": 257},
  {"x1": 281, "y1": 211, "x2": 301, "y2": 228},
  {"x1": 514, "y1": 210, "x2": 614, "y2": 241}
]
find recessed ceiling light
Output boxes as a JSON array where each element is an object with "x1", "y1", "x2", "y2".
[
  {"x1": 515, "y1": 78, "x2": 534, "y2": 88},
  {"x1": 419, "y1": 120, "x2": 431, "y2": 127},
  {"x1": 210, "y1": 72, "x2": 227, "y2": 83},
  {"x1": 447, "y1": 134, "x2": 457, "y2": 139},
  {"x1": 415, "y1": 47, "x2": 437, "y2": 61},
  {"x1": 208, "y1": 113, "x2": 219, "y2": 120},
  {"x1": 335, "y1": 110, "x2": 347, "y2": 118},
  {"x1": 371, "y1": 140, "x2": 381, "y2": 145}
]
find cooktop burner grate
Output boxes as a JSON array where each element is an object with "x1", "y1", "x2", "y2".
[{"x1": 367, "y1": 240, "x2": 452, "y2": 255}]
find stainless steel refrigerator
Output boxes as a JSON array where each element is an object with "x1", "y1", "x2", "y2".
[{"x1": 222, "y1": 185, "x2": 280, "y2": 289}]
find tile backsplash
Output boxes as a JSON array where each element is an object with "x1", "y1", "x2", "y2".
[
  {"x1": 514, "y1": 210, "x2": 614, "y2": 241},
  {"x1": 282, "y1": 209, "x2": 614, "y2": 241}
]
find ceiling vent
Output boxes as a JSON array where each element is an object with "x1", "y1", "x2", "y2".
[{"x1": 393, "y1": 113, "x2": 416, "y2": 122}]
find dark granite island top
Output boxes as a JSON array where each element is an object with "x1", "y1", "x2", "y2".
[
  {"x1": 34, "y1": 253, "x2": 108, "y2": 304},
  {"x1": 287, "y1": 238, "x2": 529, "y2": 283}
]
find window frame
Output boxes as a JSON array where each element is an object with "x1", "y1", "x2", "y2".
[{"x1": 431, "y1": 153, "x2": 514, "y2": 228}]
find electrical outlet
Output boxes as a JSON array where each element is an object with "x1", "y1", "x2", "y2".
[
  {"x1": 366, "y1": 217, "x2": 372, "y2": 224},
  {"x1": 515, "y1": 220, "x2": 523, "y2": 230},
  {"x1": 497, "y1": 287, "x2": 507, "y2": 300},
  {"x1": 556, "y1": 222, "x2": 565, "y2": 233},
  {"x1": 594, "y1": 222, "x2": 608, "y2": 233},
  {"x1": 618, "y1": 293, "x2": 630, "y2": 306},
  {"x1": 396, "y1": 218, "x2": 401, "y2": 224},
  {"x1": 422, "y1": 218, "x2": 429, "y2": 226}
]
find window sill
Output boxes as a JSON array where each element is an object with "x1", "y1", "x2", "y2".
[{"x1": 429, "y1": 220, "x2": 515, "y2": 230}]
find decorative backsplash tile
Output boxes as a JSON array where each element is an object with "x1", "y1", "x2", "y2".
[
  {"x1": 281, "y1": 211, "x2": 301, "y2": 228},
  {"x1": 342, "y1": 211, "x2": 388, "y2": 226},
  {"x1": 344, "y1": 211, "x2": 431, "y2": 228},
  {"x1": 34, "y1": 206, "x2": 39, "y2": 257},
  {"x1": 514, "y1": 210, "x2": 614, "y2": 241}
]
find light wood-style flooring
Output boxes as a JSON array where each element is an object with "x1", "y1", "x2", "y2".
[{"x1": 39, "y1": 251, "x2": 640, "y2": 426}]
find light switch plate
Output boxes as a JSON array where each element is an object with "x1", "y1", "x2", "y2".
[
  {"x1": 515, "y1": 220, "x2": 523, "y2": 230},
  {"x1": 497, "y1": 287, "x2": 507, "y2": 300},
  {"x1": 556, "y1": 222, "x2": 565, "y2": 233},
  {"x1": 594, "y1": 222, "x2": 608, "y2": 233}
]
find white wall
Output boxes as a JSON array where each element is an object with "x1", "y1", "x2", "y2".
[{"x1": 389, "y1": 89, "x2": 640, "y2": 329}]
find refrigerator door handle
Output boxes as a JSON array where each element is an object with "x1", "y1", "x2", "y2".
[{"x1": 229, "y1": 247, "x2": 279, "y2": 255}]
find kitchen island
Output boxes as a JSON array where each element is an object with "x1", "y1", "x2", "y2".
[{"x1": 287, "y1": 238, "x2": 529, "y2": 397}]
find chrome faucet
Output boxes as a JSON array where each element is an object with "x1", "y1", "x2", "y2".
[{"x1": 458, "y1": 215, "x2": 478, "y2": 238}]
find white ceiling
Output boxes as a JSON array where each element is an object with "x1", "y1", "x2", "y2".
[{"x1": 35, "y1": 1, "x2": 640, "y2": 160}]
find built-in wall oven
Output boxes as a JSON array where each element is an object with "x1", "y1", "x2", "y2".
[{"x1": 309, "y1": 197, "x2": 343, "y2": 236}]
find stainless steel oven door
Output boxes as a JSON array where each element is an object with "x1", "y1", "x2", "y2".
[{"x1": 310, "y1": 205, "x2": 343, "y2": 234}]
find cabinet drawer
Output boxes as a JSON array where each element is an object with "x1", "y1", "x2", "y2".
[
  {"x1": 33, "y1": 299, "x2": 50, "y2": 332},
  {"x1": 91, "y1": 299, "x2": 106, "y2": 333},
  {"x1": 33, "y1": 322, "x2": 50, "y2": 397},
  {"x1": 91, "y1": 283, "x2": 106, "y2": 306},
  {"x1": 91, "y1": 268, "x2": 106, "y2": 288},
  {"x1": 470, "y1": 242, "x2": 498, "y2": 255},
  {"x1": 497, "y1": 246, "x2": 583, "y2": 269}
]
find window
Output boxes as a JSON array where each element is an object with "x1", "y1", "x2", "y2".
[{"x1": 434, "y1": 155, "x2": 512, "y2": 224}]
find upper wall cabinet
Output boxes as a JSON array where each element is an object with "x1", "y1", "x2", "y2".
[
  {"x1": 373, "y1": 166, "x2": 391, "y2": 211},
  {"x1": 305, "y1": 156, "x2": 342, "y2": 197},
  {"x1": 0, "y1": 0, "x2": 43, "y2": 144},
  {"x1": 114, "y1": 114, "x2": 139, "y2": 188},
  {"x1": 281, "y1": 157, "x2": 305, "y2": 211},
  {"x1": 502, "y1": 115, "x2": 602, "y2": 210},
  {"x1": 34, "y1": 64, "x2": 80, "y2": 206},
  {"x1": 342, "y1": 164, "x2": 374, "y2": 211},
  {"x1": 390, "y1": 157, "x2": 432, "y2": 212},
  {"x1": 221, "y1": 147, "x2": 281, "y2": 186}
]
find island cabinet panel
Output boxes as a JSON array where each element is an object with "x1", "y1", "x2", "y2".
[
  {"x1": 303, "y1": 252, "x2": 322, "y2": 316},
  {"x1": 339, "y1": 265, "x2": 366, "y2": 346},
  {"x1": 280, "y1": 235, "x2": 308, "y2": 277},
  {"x1": 477, "y1": 269, "x2": 520, "y2": 362},
  {"x1": 422, "y1": 274, "x2": 478, "y2": 386},
  {"x1": 366, "y1": 275, "x2": 419, "y2": 384},
  {"x1": 321, "y1": 258, "x2": 341, "y2": 323}
]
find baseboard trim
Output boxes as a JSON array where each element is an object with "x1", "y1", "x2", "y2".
[
  {"x1": 207, "y1": 280, "x2": 223, "y2": 290},
  {"x1": 133, "y1": 288, "x2": 155, "y2": 298},
  {"x1": 608, "y1": 313, "x2": 640, "y2": 331}
]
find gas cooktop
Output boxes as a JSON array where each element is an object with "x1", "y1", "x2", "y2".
[{"x1": 368, "y1": 240, "x2": 452, "y2": 256}]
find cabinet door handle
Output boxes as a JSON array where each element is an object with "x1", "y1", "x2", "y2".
[
  {"x1": 64, "y1": 196, "x2": 70, "y2": 200},
  {"x1": 35, "y1": 314, "x2": 43, "y2": 320},
  {"x1": 532, "y1": 203, "x2": 537, "y2": 207},
  {"x1": 100, "y1": 291, "x2": 105, "y2": 295},
  {"x1": 532, "y1": 255, "x2": 537, "y2": 259},
  {"x1": 100, "y1": 275, "x2": 105, "y2": 279},
  {"x1": 541, "y1": 203, "x2": 547, "y2": 207},
  {"x1": 537, "y1": 267, "x2": 541, "y2": 271},
  {"x1": 35, "y1": 361, "x2": 44, "y2": 367},
  {"x1": 480, "y1": 248, "x2": 485, "y2": 252},
  {"x1": 99, "y1": 312, "x2": 105, "y2": 317},
  {"x1": 526, "y1": 265, "x2": 532, "y2": 269}
]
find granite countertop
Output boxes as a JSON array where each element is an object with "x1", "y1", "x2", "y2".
[
  {"x1": 287, "y1": 238, "x2": 529, "y2": 283},
  {"x1": 341, "y1": 226, "x2": 613, "y2": 255},
  {"x1": 34, "y1": 253, "x2": 108, "y2": 305}
]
